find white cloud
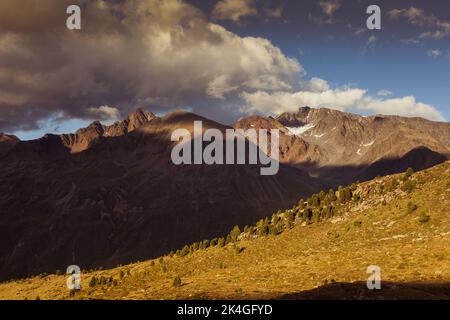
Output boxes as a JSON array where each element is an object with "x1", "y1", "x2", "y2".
[
  {"x1": 241, "y1": 85, "x2": 366, "y2": 115},
  {"x1": 213, "y1": 0, "x2": 258, "y2": 22},
  {"x1": 377, "y1": 90, "x2": 393, "y2": 97},
  {"x1": 358, "y1": 96, "x2": 445, "y2": 121},
  {"x1": 0, "y1": 0, "x2": 301, "y2": 130},
  {"x1": 302, "y1": 77, "x2": 330, "y2": 92},
  {"x1": 87, "y1": 106, "x2": 121, "y2": 121},
  {"x1": 426, "y1": 48, "x2": 442, "y2": 58},
  {"x1": 241, "y1": 78, "x2": 445, "y2": 122},
  {"x1": 388, "y1": 7, "x2": 450, "y2": 40}
]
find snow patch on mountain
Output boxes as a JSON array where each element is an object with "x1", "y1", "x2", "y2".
[
  {"x1": 286, "y1": 124, "x2": 316, "y2": 136},
  {"x1": 360, "y1": 140, "x2": 375, "y2": 147}
]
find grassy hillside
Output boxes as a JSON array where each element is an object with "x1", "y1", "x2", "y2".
[{"x1": 1, "y1": 162, "x2": 449, "y2": 300}]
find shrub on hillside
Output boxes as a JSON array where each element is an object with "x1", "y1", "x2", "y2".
[
  {"x1": 402, "y1": 179, "x2": 416, "y2": 193},
  {"x1": 234, "y1": 245, "x2": 245, "y2": 254},
  {"x1": 403, "y1": 168, "x2": 414, "y2": 181},
  {"x1": 406, "y1": 202, "x2": 418, "y2": 214},
  {"x1": 385, "y1": 178, "x2": 399, "y2": 192},
  {"x1": 172, "y1": 275, "x2": 182, "y2": 288},
  {"x1": 418, "y1": 213, "x2": 430, "y2": 224}
]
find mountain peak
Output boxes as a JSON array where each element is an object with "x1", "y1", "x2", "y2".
[
  {"x1": 126, "y1": 108, "x2": 156, "y2": 131},
  {"x1": 0, "y1": 133, "x2": 20, "y2": 142}
]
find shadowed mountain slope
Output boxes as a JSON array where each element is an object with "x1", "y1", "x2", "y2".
[
  {"x1": 1, "y1": 161, "x2": 448, "y2": 300},
  {"x1": 0, "y1": 109, "x2": 322, "y2": 281}
]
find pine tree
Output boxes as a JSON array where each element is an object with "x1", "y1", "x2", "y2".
[
  {"x1": 328, "y1": 189, "x2": 337, "y2": 202},
  {"x1": 298, "y1": 198, "x2": 305, "y2": 210},
  {"x1": 271, "y1": 214, "x2": 280, "y2": 225},
  {"x1": 302, "y1": 207, "x2": 313, "y2": 223},
  {"x1": 338, "y1": 186, "x2": 345, "y2": 203},
  {"x1": 344, "y1": 187, "x2": 352, "y2": 202},
  {"x1": 284, "y1": 210, "x2": 294, "y2": 223},
  {"x1": 404, "y1": 167, "x2": 414, "y2": 180},
  {"x1": 89, "y1": 276, "x2": 97, "y2": 287},
  {"x1": 257, "y1": 219, "x2": 269, "y2": 236},
  {"x1": 269, "y1": 224, "x2": 279, "y2": 235},
  {"x1": 180, "y1": 245, "x2": 190, "y2": 256},
  {"x1": 229, "y1": 225, "x2": 241, "y2": 242},
  {"x1": 312, "y1": 209, "x2": 320, "y2": 223},
  {"x1": 318, "y1": 190, "x2": 326, "y2": 202}
]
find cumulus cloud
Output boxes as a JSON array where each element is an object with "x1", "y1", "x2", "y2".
[
  {"x1": 0, "y1": 0, "x2": 300, "y2": 131},
  {"x1": 358, "y1": 96, "x2": 445, "y2": 121},
  {"x1": 302, "y1": 77, "x2": 330, "y2": 92},
  {"x1": 241, "y1": 78, "x2": 445, "y2": 121},
  {"x1": 212, "y1": 0, "x2": 258, "y2": 22},
  {"x1": 241, "y1": 87, "x2": 366, "y2": 115}
]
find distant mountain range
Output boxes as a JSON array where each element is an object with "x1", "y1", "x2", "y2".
[
  {"x1": 0, "y1": 107, "x2": 448, "y2": 280},
  {"x1": 236, "y1": 106, "x2": 450, "y2": 185}
]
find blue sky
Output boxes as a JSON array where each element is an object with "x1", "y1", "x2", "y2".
[
  {"x1": 212, "y1": 0, "x2": 450, "y2": 120},
  {"x1": 2, "y1": 0, "x2": 449, "y2": 140}
]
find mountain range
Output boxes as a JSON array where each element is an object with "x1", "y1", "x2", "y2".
[
  {"x1": 235, "y1": 106, "x2": 450, "y2": 185},
  {"x1": 0, "y1": 107, "x2": 449, "y2": 280}
]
